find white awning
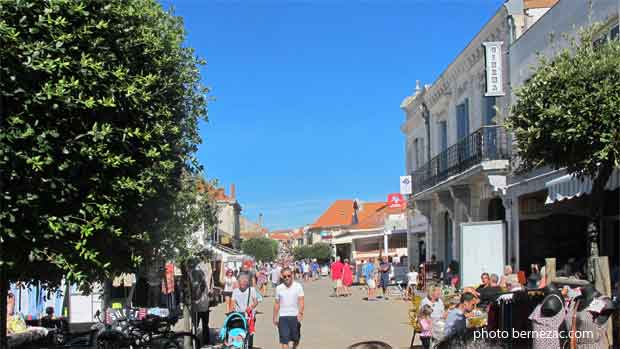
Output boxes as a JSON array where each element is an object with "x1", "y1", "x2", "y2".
[
  {"x1": 207, "y1": 243, "x2": 247, "y2": 262},
  {"x1": 332, "y1": 235, "x2": 353, "y2": 245},
  {"x1": 351, "y1": 229, "x2": 407, "y2": 241},
  {"x1": 545, "y1": 168, "x2": 620, "y2": 204}
]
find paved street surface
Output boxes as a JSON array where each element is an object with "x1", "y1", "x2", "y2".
[{"x1": 210, "y1": 278, "x2": 418, "y2": 349}]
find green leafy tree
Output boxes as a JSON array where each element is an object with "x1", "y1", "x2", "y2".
[
  {"x1": 310, "y1": 243, "x2": 333, "y2": 263},
  {"x1": 0, "y1": 0, "x2": 208, "y2": 287},
  {"x1": 156, "y1": 174, "x2": 218, "y2": 267},
  {"x1": 241, "y1": 237, "x2": 278, "y2": 262},
  {"x1": 293, "y1": 243, "x2": 332, "y2": 262},
  {"x1": 293, "y1": 245, "x2": 311, "y2": 261},
  {"x1": 507, "y1": 26, "x2": 620, "y2": 267}
]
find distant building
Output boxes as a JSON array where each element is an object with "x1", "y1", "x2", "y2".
[
  {"x1": 347, "y1": 203, "x2": 408, "y2": 264},
  {"x1": 308, "y1": 199, "x2": 412, "y2": 263},
  {"x1": 240, "y1": 216, "x2": 268, "y2": 241},
  {"x1": 308, "y1": 200, "x2": 360, "y2": 258},
  {"x1": 212, "y1": 184, "x2": 242, "y2": 249}
]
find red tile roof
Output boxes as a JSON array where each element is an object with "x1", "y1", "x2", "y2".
[
  {"x1": 352, "y1": 204, "x2": 406, "y2": 230},
  {"x1": 311, "y1": 200, "x2": 356, "y2": 229},
  {"x1": 269, "y1": 230, "x2": 293, "y2": 241},
  {"x1": 291, "y1": 228, "x2": 304, "y2": 239},
  {"x1": 241, "y1": 228, "x2": 268, "y2": 240},
  {"x1": 524, "y1": 0, "x2": 558, "y2": 9},
  {"x1": 357, "y1": 202, "x2": 386, "y2": 223}
]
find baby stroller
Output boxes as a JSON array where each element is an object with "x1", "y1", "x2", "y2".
[{"x1": 218, "y1": 312, "x2": 249, "y2": 349}]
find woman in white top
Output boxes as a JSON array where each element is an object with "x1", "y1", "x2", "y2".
[
  {"x1": 419, "y1": 286, "x2": 445, "y2": 320},
  {"x1": 406, "y1": 265, "x2": 418, "y2": 300},
  {"x1": 222, "y1": 269, "x2": 238, "y2": 313}
]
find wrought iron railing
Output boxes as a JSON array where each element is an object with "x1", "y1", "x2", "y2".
[{"x1": 411, "y1": 125, "x2": 509, "y2": 194}]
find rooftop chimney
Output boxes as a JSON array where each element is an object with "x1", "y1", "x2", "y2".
[
  {"x1": 230, "y1": 184, "x2": 236, "y2": 200},
  {"x1": 415, "y1": 80, "x2": 421, "y2": 95}
]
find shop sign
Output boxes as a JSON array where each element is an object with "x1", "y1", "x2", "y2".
[
  {"x1": 400, "y1": 176, "x2": 412, "y2": 195},
  {"x1": 483, "y1": 41, "x2": 504, "y2": 96},
  {"x1": 320, "y1": 231, "x2": 332, "y2": 240},
  {"x1": 387, "y1": 193, "x2": 406, "y2": 209}
]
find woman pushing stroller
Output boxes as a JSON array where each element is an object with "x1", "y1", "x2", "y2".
[{"x1": 232, "y1": 273, "x2": 259, "y2": 348}]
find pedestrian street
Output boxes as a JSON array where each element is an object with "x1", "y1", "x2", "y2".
[{"x1": 209, "y1": 278, "x2": 417, "y2": 349}]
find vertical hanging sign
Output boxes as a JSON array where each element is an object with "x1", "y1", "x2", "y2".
[{"x1": 483, "y1": 41, "x2": 504, "y2": 96}]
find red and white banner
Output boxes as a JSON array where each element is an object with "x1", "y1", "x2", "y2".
[{"x1": 387, "y1": 193, "x2": 406, "y2": 209}]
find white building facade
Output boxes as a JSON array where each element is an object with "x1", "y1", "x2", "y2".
[{"x1": 401, "y1": 0, "x2": 557, "y2": 268}]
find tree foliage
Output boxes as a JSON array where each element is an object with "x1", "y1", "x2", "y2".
[
  {"x1": 0, "y1": 0, "x2": 208, "y2": 286},
  {"x1": 293, "y1": 243, "x2": 332, "y2": 263},
  {"x1": 156, "y1": 174, "x2": 218, "y2": 266},
  {"x1": 241, "y1": 237, "x2": 278, "y2": 263},
  {"x1": 507, "y1": 26, "x2": 620, "y2": 230}
]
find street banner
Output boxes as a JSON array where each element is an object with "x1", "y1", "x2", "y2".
[
  {"x1": 400, "y1": 176, "x2": 412, "y2": 195},
  {"x1": 387, "y1": 193, "x2": 406, "y2": 209},
  {"x1": 483, "y1": 41, "x2": 504, "y2": 96}
]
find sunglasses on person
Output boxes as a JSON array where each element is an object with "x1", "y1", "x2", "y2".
[{"x1": 282, "y1": 274, "x2": 292, "y2": 279}]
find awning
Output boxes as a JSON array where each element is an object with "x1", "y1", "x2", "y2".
[
  {"x1": 332, "y1": 235, "x2": 353, "y2": 245},
  {"x1": 207, "y1": 243, "x2": 247, "y2": 262},
  {"x1": 545, "y1": 168, "x2": 620, "y2": 204},
  {"x1": 352, "y1": 229, "x2": 407, "y2": 241}
]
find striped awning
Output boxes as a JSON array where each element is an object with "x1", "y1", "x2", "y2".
[{"x1": 545, "y1": 168, "x2": 620, "y2": 204}]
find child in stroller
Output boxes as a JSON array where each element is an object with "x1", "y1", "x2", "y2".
[{"x1": 218, "y1": 312, "x2": 249, "y2": 349}]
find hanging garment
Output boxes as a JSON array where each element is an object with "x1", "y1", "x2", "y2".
[
  {"x1": 161, "y1": 263, "x2": 175, "y2": 295},
  {"x1": 573, "y1": 308, "x2": 608, "y2": 348},
  {"x1": 191, "y1": 261, "x2": 211, "y2": 312},
  {"x1": 112, "y1": 276, "x2": 123, "y2": 288},
  {"x1": 529, "y1": 302, "x2": 566, "y2": 349},
  {"x1": 28, "y1": 284, "x2": 39, "y2": 320}
]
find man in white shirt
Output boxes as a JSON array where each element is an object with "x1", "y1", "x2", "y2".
[
  {"x1": 273, "y1": 267, "x2": 305, "y2": 349},
  {"x1": 270, "y1": 264, "x2": 282, "y2": 296}
]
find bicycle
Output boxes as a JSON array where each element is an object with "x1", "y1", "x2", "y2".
[{"x1": 96, "y1": 309, "x2": 199, "y2": 349}]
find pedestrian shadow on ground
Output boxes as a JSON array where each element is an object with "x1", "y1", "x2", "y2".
[{"x1": 347, "y1": 341, "x2": 393, "y2": 349}]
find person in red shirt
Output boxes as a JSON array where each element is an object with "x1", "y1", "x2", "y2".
[
  {"x1": 342, "y1": 259, "x2": 353, "y2": 297},
  {"x1": 330, "y1": 256, "x2": 344, "y2": 297}
]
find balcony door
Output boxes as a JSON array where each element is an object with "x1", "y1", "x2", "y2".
[
  {"x1": 456, "y1": 99, "x2": 469, "y2": 140},
  {"x1": 438, "y1": 121, "x2": 448, "y2": 175},
  {"x1": 444, "y1": 212, "x2": 453, "y2": 265},
  {"x1": 484, "y1": 96, "x2": 498, "y2": 159},
  {"x1": 456, "y1": 99, "x2": 470, "y2": 166}
]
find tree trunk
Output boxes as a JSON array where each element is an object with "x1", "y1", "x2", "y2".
[
  {"x1": 1, "y1": 241, "x2": 7, "y2": 349},
  {"x1": 587, "y1": 161, "x2": 614, "y2": 282},
  {"x1": 0, "y1": 264, "x2": 7, "y2": 349},
  {"x1": 181, "y1": 262, "x2": 194, "y2": 349}
]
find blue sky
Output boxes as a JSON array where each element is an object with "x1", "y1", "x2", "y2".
[{"x1": 167, "y1": 0, "x2": 504, "y2": 230}]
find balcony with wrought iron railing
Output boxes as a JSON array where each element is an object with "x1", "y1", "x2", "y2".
[{"x1": 411, "y1": 125, "x2": 510, "y2": 195}]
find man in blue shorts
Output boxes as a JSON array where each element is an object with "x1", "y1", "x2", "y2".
[
  {"x1": 273, "y1": 267, "x2": 305, "y2": 349},
  {"x1": 379, "y1": 256, "x2": 391, "y2": 300}
]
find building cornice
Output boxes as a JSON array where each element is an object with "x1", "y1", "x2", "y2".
[{"x1": 425, "y1": 7, "x2": 509, "y2": 109}]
